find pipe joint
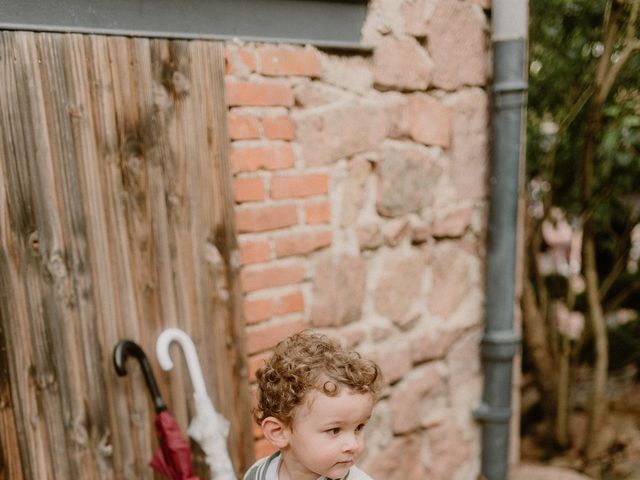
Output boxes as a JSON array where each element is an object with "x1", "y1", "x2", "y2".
[
  {"x1": 474, "y1": 402, "x2": 512, "y2": 424},
  {"x1": 481, "y1": 330, "x2": 520, "y2": 360},
  {"x1": 493, "y1": 80, "x2": 528, "y2": 94}
]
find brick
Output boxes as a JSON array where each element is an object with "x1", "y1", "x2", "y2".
[
  {"x1": 248, "y1": 351, "x2": 273, "y2": 383},
  {"x1": 225, "y1": 51, "x2": 232, "y2": 75},
  {"x1": 275, "y1": 230, "x2": 333, "y2": 258},
  {"x1": 274, "y1": 291, "x2": 305, "y2": 315},
  {"x1": 270, "y1": 174, "x2": 328, "y2": 199},
  {"x1": 226, "y1": 81, "x2": 294, "y2": 107},
  {"x1": 225, "y1": 48, "x2": 257, "y2": 75},
  {"x1": 243, "y1": 290, "x2": 304, "y2": 325},
  {"x1": 244, "y1": 297, "x2": 274, "y2": 324},
  {"x1": 240, "y1": 262, "x2": 305, "y2": 292},
  {"x1": 258, "y1": 47, "x2": 322, "y2": 77},
  {"x1": 246, "y1": 317, "x2": 306, "y2": 354},
  {"x1": 228, "y1": 114, "x2": 261, "y2": 140},
  {"x1": 239, "y1": 239, "x2": 271, "y2": 265},
  {"x1": 235, "y1": 204, "x2": 297, "y2": 233},
  {"x1": 263, "y1": 115, "x2": 296, "y2": 140},
  {"x1": 304, "y1": 201, "x2": 331, "y2": 224},
  {"x1": 234, "y1": 177, "x2": 266, "y2": 203},
  {"x1": 230, "y1": 144, "x2": 296, "y2": 173}
]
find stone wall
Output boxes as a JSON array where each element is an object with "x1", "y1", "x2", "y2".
[{"x1": 225, "y1": 0, "x2": 492, "y2": 478}]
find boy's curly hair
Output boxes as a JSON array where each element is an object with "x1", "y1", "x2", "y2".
[{"x1": 254, "y1": 331, "x2": 382, "y2": 426}]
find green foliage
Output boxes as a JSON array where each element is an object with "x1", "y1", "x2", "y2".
[{"x1": 528, "y1": 0, "x2": 640, "y2": 316}]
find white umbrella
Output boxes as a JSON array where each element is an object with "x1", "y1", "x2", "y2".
[{"x1": 156, "y1": 328, "x2": 236, "y2": 480}]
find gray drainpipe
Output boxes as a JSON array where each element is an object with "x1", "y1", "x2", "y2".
[{"x1": 473, "y1": 1, "x2": 528, "y2": 479}]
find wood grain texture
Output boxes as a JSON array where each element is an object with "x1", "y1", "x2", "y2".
[{"x1": 0, "y1": 31, "x2": 251, "y2": 479}]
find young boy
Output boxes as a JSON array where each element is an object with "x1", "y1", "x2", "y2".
[{"x1": 243, "y1": 331, "x2": 382, "y2": 480}]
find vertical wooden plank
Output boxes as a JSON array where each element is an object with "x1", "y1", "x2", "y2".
[
  {"x1": 189, "y1": 40, "x2": 254, "y2": 474},
  {"x1": 103, "y1": 36, "x2": 158, "y2": 480},
  {"x1": 81, "y1": 34, "x2": 137, "y2": 479},
  {"x1": 1, "y1": 30, "x2": 71, "y2": 479},
  {"x1": 34, "y1": 32, "x2": 103, "y2": 479},
  {"x1": 0, "y1": 34, "x2": 27, "y2": 480},
  {"x1": 63, "y1": 33, "x2": 134, "y2": 479},
  {"x1": 146, "y1": 37, "x2": 196, "y2": 443}
]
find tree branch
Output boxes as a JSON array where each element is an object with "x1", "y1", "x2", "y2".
[
  {"x1": 604, "y1": 278, "x2": 640, "y2": 312},
  {"x1": 598, "y1": 0, "x2": 640, "y2": 102},
  {"x1": 599, "y1": 39, "x2": 640, "y2": 102}
]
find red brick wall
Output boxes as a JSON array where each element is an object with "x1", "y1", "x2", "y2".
[{"x1": 225, "y1": 45, "x2": 331, "y2": 458}]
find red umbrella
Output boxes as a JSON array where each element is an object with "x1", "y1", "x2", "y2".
[
  {"x1": 150, "y1": 411, "x2": 199, "y2": 479},
  {"x1": 114, "y1": 340, "x2": 199, "y2": 480}
]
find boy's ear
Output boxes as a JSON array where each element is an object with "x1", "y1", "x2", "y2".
[{"x1": 261, "y1": 416, "x2": 290, "y2": 449}]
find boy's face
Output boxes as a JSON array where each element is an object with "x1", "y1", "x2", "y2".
[{"x1": 282, "y1": 388, "x2": 374, "y2": 480}]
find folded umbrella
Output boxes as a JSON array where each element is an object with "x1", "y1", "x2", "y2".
[
  {"x1": 114, "y1": 339, "x2": 199, "y2": 480},
  {"x1": 156, "y1": 328, "x2": 236, "y2": 480}
]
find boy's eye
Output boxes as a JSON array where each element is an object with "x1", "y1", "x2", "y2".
[
  {"x1": 327, "y1": 427, "x2": 340, "y2": 435},
  {"x1": 355, "y1": 423, "x2": 366, "y2": 432}
]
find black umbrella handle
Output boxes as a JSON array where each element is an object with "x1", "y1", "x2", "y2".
[{"x1": 113, "y1": 340, "x2": 167, "y2": 413}]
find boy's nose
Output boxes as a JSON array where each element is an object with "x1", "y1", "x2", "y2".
[{"x1": 342, "y1": 434, "x2": 360, "y2": 453}]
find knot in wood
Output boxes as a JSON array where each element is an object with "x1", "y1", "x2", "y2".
[
  {"x1": 97, "y1": 431, "x2": 113, "y2": 457},
  {"x1": 70, "y1": 420, "x2": 89, "y2": 447},
  {"x1": 47, "y1": 253, "x2": 68, "y2": 279},
  {"x1": 171, "y1": 71, "x2": 190, "y2": 96}
]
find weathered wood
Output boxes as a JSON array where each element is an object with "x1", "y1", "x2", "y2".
[
  {"x1": 0, "y1": 31, "x2": 251, "y2": 479},
  {"x1": 189, "y1": 40, "x2": 254, "y2": 472}
]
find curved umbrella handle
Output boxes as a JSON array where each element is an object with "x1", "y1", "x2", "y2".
[
  {"x1": 113, "y1": 340, "x2": 167, "y2": 413},
  {"x1": 156, "y1": 328, "x2": 208, "y2": 398}
]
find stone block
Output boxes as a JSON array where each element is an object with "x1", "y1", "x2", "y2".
[
  {"x1": 309, "y1": 254, "x2": 367, "y2": 326},
  {"x1": 383, "y1": 217, "x2": 411, "y2": 247},
  {"x1": 390, "y1": 363, "x2": 447, "y2": 433},
  {"x1": 444, "y1": 88, "x2": 489, "y2": 200},
  {"x1": 373, "y1": 36, "x2": 433, "y2": 91},
  {"x1": 425, "y1": 0, "x2": 488, "y2": 90},
  {"x1": 363, "y1": 434, "x2": 427, "y2": 480},
  {"x1": 341, "y1": 157, "x2": 372, "y2": 227},
  {"x1": 432, "y1": 207, "x2": 473, "y2": 238},
  {"x1": 293, "y1": 80, "x2": 351, "y2": 108},
  {"x1": 410, "y1": 327, "x2": 464, "y2": 364},
  {"x1": 294, "y1": 100, "x2": 390, "y2": 165},
  {"x1": 361, "y1": 0, "x2": 411, "y2": 47},
  {"x1": 428, "y1": 244, "x2": 472, "y2": 318},
  {"x1": 374, "y1": 251, "x2": 425, "y2": 326},
  {"x1": 425, "y1": 421, "x2": 471, "y2": 480},
  {"x1": 320, "y1": 54, "x2": 374, "y2": 94},
  {"x1": 403, "y1": 0, "x2": 436, "y2": 37},
  {"x1": 376, "y1": 140, "x2": 441, "y2": 217},
  {"x1": 446, "y1": 328, "x2": 482, "y2": 401},
  {"x1": 357, "y1": 222, "x2": 384, "y2": 251},
  {"x1": 363, "y1": 340, "x2": 413, "y2": 385},
  {"x1": 408, "y1": 93, "x2": 451, "y2": 148}
]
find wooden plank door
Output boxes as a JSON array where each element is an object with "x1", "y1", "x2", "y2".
[{"x1": 0, "y1": 31, "x2": 253, "y2": 479}]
